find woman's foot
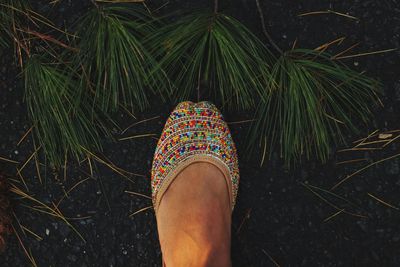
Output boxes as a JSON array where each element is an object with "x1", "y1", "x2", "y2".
[
  {"x1": 151, "y1": 101, "x2": 239, "y2": 266},
  {"x1": 157, "y1": 163, "x2": 231, "y2": 266}
]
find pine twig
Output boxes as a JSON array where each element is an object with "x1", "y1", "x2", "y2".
[
  {"x1": 255, "y1": 0, "x2": 283, "y2": 54},
  {"x1": 214, "y1": 0, "x2": 219, "y2": 14},
  {"x1": 90, "y1": 0, "x2": 99, "y2": 8}
]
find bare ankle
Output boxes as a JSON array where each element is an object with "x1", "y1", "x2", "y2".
[{"x1": 157, "y1": 163, "x2": 232, "y2": 267}]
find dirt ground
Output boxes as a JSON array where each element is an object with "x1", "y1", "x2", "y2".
[{"x1": 0, "y1": 0, "x2": 400, "y2": 266}]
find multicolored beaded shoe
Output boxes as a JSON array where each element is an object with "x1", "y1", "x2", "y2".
[{"x1": 151, "y1": 101, "x2": 240, "y2": 214}]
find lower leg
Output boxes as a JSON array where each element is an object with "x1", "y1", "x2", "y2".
[{"x1": 157, "y1": 163, "x2": 232, "y2": 267}]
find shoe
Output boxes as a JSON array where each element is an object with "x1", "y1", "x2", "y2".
[{"x1": 151, "y1": 101, "x2": 239, "y2": 214}]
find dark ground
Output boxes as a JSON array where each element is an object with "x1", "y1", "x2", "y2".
[{"x1": 1, "y1": 0, "x2": 400, "y2": 266}]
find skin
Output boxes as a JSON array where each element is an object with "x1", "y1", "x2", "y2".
[{"x1": 156, "y1": 162, "x2": 232, "y2": 267}]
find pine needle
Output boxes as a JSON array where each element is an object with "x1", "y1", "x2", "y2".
[
  {"x1": 56, "y1": 177, "x2": 92, "y2": 207},
  {"x1": 0, "y1": 156, "x2": 19, "y2": 164},
  {"x1": 367, "y1": 193, "x2": 399, "y2": 210},
  {"x1": 261, "y1": 249, "x2": 281, "y2": 267},
  {"x1": 17, "y1": 126, "x2": 33, "y2": 146},
  {"x1": 334, "y1": 48, "x2": 397, "y2": 60},
  {"x1": 332, "y1": 152, "x2": 400, "y2": 190},
  {"x1": 249, "y1": 49, "x2": 380, "y2": 165},
  {"x1": 129, "y1": 205, "x2": 153, "y2": 217},
  {"x1": 75, "y1": 4, "x2": 163, "y2": 112},
  {"x1": 302, "y1": 182, "x2": 367, "y2": 218},
  {"x1": 24, "y1": 55, "x2": 108, "y2": 166},
  {"x1": 298, "y1": 10, "x2": 359, "y2": 20},
  {"x1": 20, "y1": 225, "x2": 43, "y2": 241},
  {"x1": 119, "y1": 133, "x2": 157, "y2": 141},
  {"x1": 323, "y1": 209, "x2": 344, "y2": 222},
  {"x1": 82, "y1": 147, "x2": 145, "y2": 179},
  {"x1": 125, "y1": 190, "x2": 152, "y2": 200},
  {"x1": 10, "y1": 183, "x2": 86, "y2": 242},
  {"x1": 121, "y1": 115, "x2": 160, "y2": 134},
  {"x1": 12, "y1": 224, "x2": 38, "y2": 267},
  {"x1": 147, "y1": 11, "x2": 274, "y2": 109}
]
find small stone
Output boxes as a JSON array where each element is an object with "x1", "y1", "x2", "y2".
[
  {"x1": 52, "y1": 222, "x2": 58, "y2": 230},
  {"x1": 45, "y1": 229, "x2": 50, "y2": 236},
  {"x1": 67, "y1": 254, "x2": 77, "y2": 262}
]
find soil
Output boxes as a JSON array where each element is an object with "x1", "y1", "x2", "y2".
[{"x1": 1, "y1": 0, "x2": 400, "y2": 266}]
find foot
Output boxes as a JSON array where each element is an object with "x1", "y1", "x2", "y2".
[
  {"x1": 151, "y1": 101, "x2": 239, "y2": 266},
  {"x1": 157, "y1": 162, "x2": 231, "y2": 266}
]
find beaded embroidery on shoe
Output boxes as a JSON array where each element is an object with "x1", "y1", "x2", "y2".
[{"x1": 151, "y1": 101, "x2": 239, "y2": 212}]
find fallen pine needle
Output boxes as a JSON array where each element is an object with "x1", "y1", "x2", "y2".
[
  {"x1": 10, "y1": 184, "x2": 86, "y2": 243},
  {"x1": 119, "y1": 104, "x2": 136, "y2": 120},
  {"x1": 121, "y1": 116, "x2": 160, "y2": 134},
  {"x1": 16, "y1": 169, "x2": 29, "y2": 192},
  {"x1": 298, "y1": 10, "x2": 358, "y2": 20},
  {"x1": 315, "y1": 36, "x2": 346, "y2": 52},
  {"x1": 336, "y1": 158, "x2": 367, "y2": 165},
  {"x1": 332, "y1": 152, "x2": 400, "y2": 190},
  {"x1": 356, "y1": 139, "x2": 391, "y2": 146},
  {"x1": 383, "y1": 134, "x2": 400, "y2": 148},
  {"x1": 236, "y1": 208, "x2": 252, "y2": 234},
  {"x1": 17, "y1": 146, "x2": 42, "y2": 174},
  {"x1": 335, "y1": 48, "x2": 397, "y2": 60},
  {"x1": 21, "y1": 225, "x2": 43, "y2": 241},
  {"x1": 129, "y1": 206, "x2": 153, "y2": 217},
  {"x1": 353, "y1": 129, "x2": 379, "y2": 145},
  {"x1": 0, "y1": 156, "x2": 19, "y2": 164},
  {"x1": 119, "y1": 133, "x2": 157, "y2": 141},
  {"x1": 302, "y1": 183, "x2": 366, "y2": 218},
  {"x1": 82, "y1": 147, "x2": 145, "y2": 179},
  {"x1": 62, "y1": 215, "x2": 92, "y2": 221},
  {"x1": 56, "y1": 177, "x2": 92, "y2": 207},
  {"x1": 125, "y1": 190, "x2": 152, "y2": 200},
  {"x1": 323, "y1": 209, "x2": 344, "y2": 222},
  {"x1": 331, "y1": 42, "x2": 360, "y2": 59},
  {"x1": 12, "y1": 224, "x2": 38, "y2": 267},
  {"x1": 337, "y1": 147, "x2": 381, "y2": 152},
  {"x1": 87, "y1": 155, "x2": 94, "y2": 177},
  {"x1": 261, "y1": 248, "x2": 281, "y2": 267},
  {"x1": 103, "y1": 154, "x2": 145, "y2": 178},
  {"x1": 17, "y1": 126, "x2": 33, "y2": 146},
  {"x1": 227, "y1": 119, "x2": 255, "y2": 125},
  {"x1": 33, "y1": 140, "x2": 42, "y2": 185},
  {"x1": 367, "y1": 193, "x2": 399, "y2": 210}
]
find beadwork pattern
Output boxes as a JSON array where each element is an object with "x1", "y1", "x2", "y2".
[{"x1": 151, "y1": 101, "x2": 240, "y2": 209}]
